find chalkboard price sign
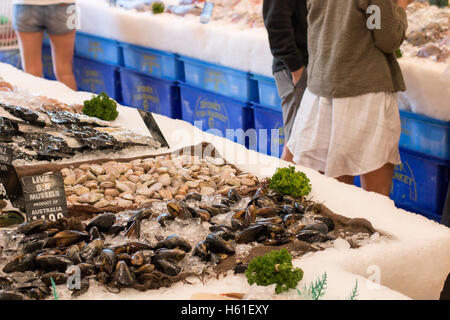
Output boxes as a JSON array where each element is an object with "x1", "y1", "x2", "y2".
[{"x1": 21, "y1": 173, "x2": 68, "y2": 221}]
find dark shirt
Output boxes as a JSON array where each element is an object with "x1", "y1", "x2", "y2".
[{"x1": 263, "y1": 0, "x2": 308, "y2": 74}]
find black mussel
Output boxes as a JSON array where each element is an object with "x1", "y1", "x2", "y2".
[
  {"x1": 314, "y1": 217, "x2": 335, "y2": 232},
  {"x1": 205, "y1": 233, "x2": 235, "y2": 255},
  {"x1": 274, "y1": 233, "x2": 297, "y2": 245},
  {"x1": 254, "y1": 196, "x2": 276, "y2": 209},
  {"x1": 77, "y1": 263, "x2": 96, "y2": 277},
  {"x1": 66, "y1": 245, "x2": 82, "y2": 265},
  {"x1": 185, "y1": 192, "x2": 202, "y2": 202},
  {"x1": 199, "y1": 205, "x2": 223, "y2": 217},
  {"x1": 282, "y1": 195, "x2": 295, "y2": 205},
  {"x1": 256, "y1": 207, "x2": 284, "y2": 218},
  {"x1": 193, "y1": 241, "x2": 210, "y2": 261},
  {"x1": 134, "y1": 264, "x2": 156, "y2": 274},
  {"x1": 0, "y1": 291, "x2": 24, "y2": 300},
  {"x1": 155, "y1": 259, "x2": 181, "y2": 277},
  {"x1": 87, "y1": 212, "x2": 116, "y2": 232},
  {"x1": 209, "y1": 225, "x2": 231, "y2": 233},
  {"x1": 126, "y1": 242, "x2": 153, "y2": 254},
  {"x1": 116, "y1": 253, "x2": 132, "y2": 264},
  {"x1": 236, "y1": 224, "x2": 268, "y2": 244},
  {"x1": 131, "y1": 251, "x2": 146, "y2": 266},
  {"x1": 0, "y1": 277, "x2": 14, "y2": 290},
  {"x1": 283, "y1": 214, "x2": 296, "y2": 227},
  {"x1": 215, "y1": 230, "x2": 236, "y2": 241},
  {"x1": 167, "y1": 201, "x2": 192, "y2": 220},
  {"x1": 231, "y1": 218, "x2": 246, "y2": 231},
  {"x1": 99, "y1": 248, "x2": 116, "y2": 274},
  {"x1": 114, "y1": 261, "x2": 135, "y2": 286},
  {"x1": 294, "y1": 202, "x2": 306, "y2": 214},
  {"x1": 88, "y1": 226, "x2": 102, "y2": 242},
  {"x1": 154, "y1": 248, "x2": 185, "y2": 263},
  {"x1": 194, "y1": 210, "x2": 210, "y2": 222},
  {"x1": 212, "y1": 203, "x2": 230, "y2": 212},
  {"x1": 20, "y1": 232, "x2": 48, "y2": 244},
  {"x1": 253, "y1": 187, "x2": 265, "y2": 200},
  {"x1": 296, "y1": 230, "x2": 331, "y2": 243},
  {"x1": 228, "y1": 188, "x2": 241, "y2": 203},
  {"x1": 3, "y1": 253, "x2": 37, "y2": 273},
  {"x1": 256, "y1": 216, "x2": 283, "y2": 225},
  {"x1": 41, "y1": 272, "x2": 68, "y2": 286},
  {"x1": 282, "y1": 204, "x2": 294, "y2": 216},
  {"x1": 96, "y1": 271, "x2": 110, "y2": 284},
  {"x1": 155, "y1": 235, "x2": 192, "y2": 253},
  {"x1": 53, "y1": 230, "x2": 88, "y2": 247},
  {"x1": 80, "y1": 239, "x2": 104, "y2": 261},
  {"x1": 124, "y1": 219, "x2": 141, "y2": 239},
  {"x1": 244, "y1": 205, "x2": 257, "y2": 226},
  {"x1": 18, "y1": 220, "x2": 55, "y2": 236},
  {"x1": 157, "y1": 213, "x2": 174, "y2": 227},
  {"x1": 303, "y1": 222, "x2": 329, "y2": 234},
  {"x1": 267, "y1": 223, "x2": 285, "y2": 236},
  {"x1": 106, "y1": 224, "x2": 125, "y2": 236},
  {"x1": 23, "y1": 239, "x2": 47, "y2": 254},
  {"x1": 232, "y1": 209, "x2": 246, "y2": 220},
  {"x1": 35, "y1": 254, "x2": 73, "y2": 272},
  {"x1": 220, "y1": 198, "x2": 233, "y2": 207},
  {"x1": 234, "y1": 263, "x2": 248, "y2": 274}
]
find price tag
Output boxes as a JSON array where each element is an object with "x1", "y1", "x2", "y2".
[
  {"x1": 21, "y1": 173, "x2": 68, "y2": 222},
  {"x1": 200, "y1": 2, "x2": 214, "y2": 24},
  {"x1": 0, "y1": 145, "x2": 25, "y2": 214}
]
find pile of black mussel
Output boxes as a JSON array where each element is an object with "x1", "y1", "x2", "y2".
[
  {"x1": 0, "y1": 187, "x2": 337, "y2": 300},
  {"x1": 0, "y1": 212, "x2": 195, "y2": 300}
]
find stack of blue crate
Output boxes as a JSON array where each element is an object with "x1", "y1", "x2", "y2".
[{"x1": 177, "y1": 55, "x2": 256, "y2": 146}]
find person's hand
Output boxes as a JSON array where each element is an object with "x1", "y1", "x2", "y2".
[
  {"x1": 397, "y1": 0, "x2": 414, "y2": 10},
  {"x1": 291, "y1": 67, "x2": 304, "y2": 86}
]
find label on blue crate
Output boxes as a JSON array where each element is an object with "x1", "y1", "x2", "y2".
[
  {"x1": 21, "y1": 173, "x2": 68, "y2": 222},
  {"x1": 200, "y1": 2, "x2": 215, "y2": 24},
  {"x1": 81, "y1": 69, "x2": 105, "y2": 93},
  {"x1": 88, "y1": 40, "x2": 104, "y2": 59},
  {"x1": 205, "y1": 70, "x2": 227, "y2": 91},
  {"x1": 134, "y1": 85, "x2": 161, "y2": 113},
  {"x1": 194, "y1": 97, "x2": 230, "y2": 130},
  {"x1": 392, "y1": 162, "x2": 417, "y2": 202},
  {"x1": 141, "y1": 54, "x2": 161, "y2": 74}
]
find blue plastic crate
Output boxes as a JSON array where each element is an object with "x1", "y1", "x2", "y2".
[
  {"x1": 354, "y1": 148, "x2": 449, "y2": 218},
  {"x1": 179, "y1": 83, "x2": 254, "y2": 143},
  {"x1": 399, "y1": 110, "x2": 450, "y2": 161},
  {"x1": 119, "y1": 68, "x2": 181, "y2": 119},
  {"x1": 251, "y1": 74, "x2": 281, "y2": 108},
  {"x1": 252, "y1": 103, "x2": 285, "y2": 157},
  {"x1": 0, "y1": 49, "x2": 21, "y2": 69},
  {"x1": 75, "y1": 32, "x2": 122, "y2": 65},
  {"x1": 179, "y1": 55, "x2": 257, "y2": 103},
  {"x1": 121, "y1": 43, "x2": 184, "y2": 81},
  {"x1": 42, "y1": 45, "x2": 56, "y2": 80},
  {"x1": 74, "y1": 56, "x2": 121, "y2": 101}
]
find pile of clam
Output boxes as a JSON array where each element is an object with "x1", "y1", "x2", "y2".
[{"x1": 63, "y1": 154, "x2": 259, "y2": 210}]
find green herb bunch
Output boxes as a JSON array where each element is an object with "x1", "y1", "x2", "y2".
[
  {"x1": 152, "y1": 2, "x2": 165, "y2": 14},
  {"x1": 268, "y1": 166, "x2": 312, "y2": 198},
  {"x1": 245, "y1": 249, "x2": 304, "y2": 294},
  {"x1": 82, "y1": 92, "x2": 119, "y2": 121}
]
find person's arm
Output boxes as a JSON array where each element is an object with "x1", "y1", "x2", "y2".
[
  {"x1": 368, "y1": 0, "x2": 411, "y2": 54},
  {"x1": 263, "y1": 0, "x2": 305, "y2": 84}
]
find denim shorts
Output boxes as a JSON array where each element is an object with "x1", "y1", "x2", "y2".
[{"x1": 12, "y1": 3, "x2": 76, "y2": 35}]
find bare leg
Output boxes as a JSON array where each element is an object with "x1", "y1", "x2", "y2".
[
  {"x1": 360, "y1": 163, "x2": 395, "y2": 197},
  {"x1": 281, "y1": 145, "x2": 294, "y2": 163},
  {"x1": 16, "y1": 31, "x2": 44, "y2": 77},
  {"x1": 49, "y1": 30, "x2": 77, "y2": 90},
  {"x1": 336, "y1": 175, "x2": 355, "y2": 185}
]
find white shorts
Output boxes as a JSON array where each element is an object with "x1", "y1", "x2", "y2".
[{"x1": 287, "y1": 89, "x2": 402, "y2": 178}]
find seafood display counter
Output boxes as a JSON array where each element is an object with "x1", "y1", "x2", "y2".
[{"x1": 0, "y1": 63, "x2": 449, "y2": 300}]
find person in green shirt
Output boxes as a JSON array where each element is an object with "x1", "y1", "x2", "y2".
[{"x1": 287, "y1": 0, "x2": 414, "y2": 197}]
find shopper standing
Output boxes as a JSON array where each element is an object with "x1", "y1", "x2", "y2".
[
  {"x1": 263, "y1": 0, "x2": 308, "y2": 162},
  {"x1": 12, "y1": 0, "x2": 77, "y2": 90},
  {"x1": 287, "y1": 0, "x2": 414, "y2": 197}
]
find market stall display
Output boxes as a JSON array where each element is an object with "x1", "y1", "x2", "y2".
[{"x1": 0, "y1": 63, "x2": 449, "y2": 301}]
